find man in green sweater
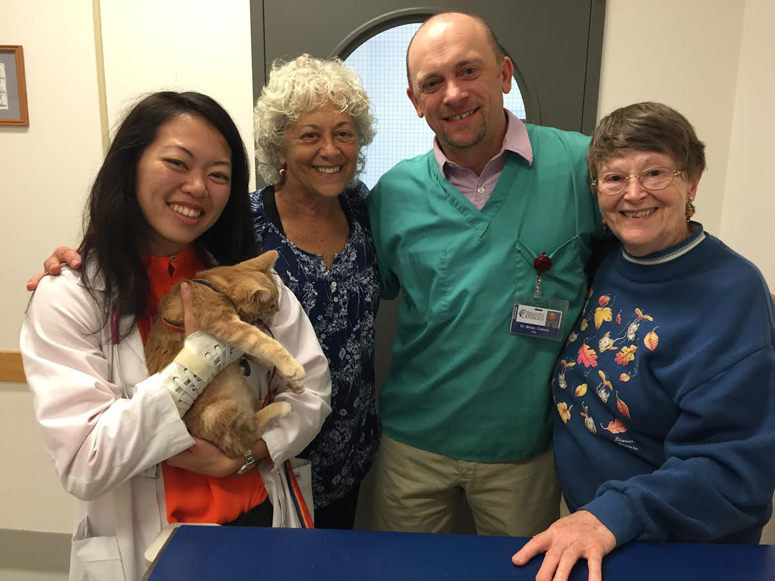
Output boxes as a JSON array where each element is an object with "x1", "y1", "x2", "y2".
[{"x1": 368, "y1": 11, "x2": 606, "y2": 536}]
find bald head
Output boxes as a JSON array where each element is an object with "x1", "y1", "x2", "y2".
[
  {"x1": 407, "y1": 12, "x2": 505, "y2": 90},
  {"x1": 403, "y1": 11, "x2": 514, "y2": 172}
]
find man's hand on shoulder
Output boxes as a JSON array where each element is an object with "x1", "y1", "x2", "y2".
[{"x1": 26, "y1": 246, "x2": 82, "y2": 291}]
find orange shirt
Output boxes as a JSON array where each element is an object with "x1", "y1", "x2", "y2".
[{"x1": 139, "y1": 248, "x2": 268, "y2": 524}]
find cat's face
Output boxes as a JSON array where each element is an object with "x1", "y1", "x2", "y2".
[{"x1": 203, "y1": 251, "x2": 280, "y2": 323}]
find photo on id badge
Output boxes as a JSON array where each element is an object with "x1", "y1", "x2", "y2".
[{"x1": 510, "y1": 296, "x2": 566, "y2": 341}]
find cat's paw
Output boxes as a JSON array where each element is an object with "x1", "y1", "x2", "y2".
[
  {"x1": 273, "y1": 401, "x2": 292, "y2": 418},
  {"x1": 254, "y1": 401, "x2": 292, "y2": 432},
  {"x1": 278, "y1": 360, "x2": 305, "y2": 393}
]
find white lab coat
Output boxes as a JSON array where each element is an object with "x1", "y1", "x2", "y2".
[{"x1": 20, "y1": 267, "x2": 332, "y2": 581}]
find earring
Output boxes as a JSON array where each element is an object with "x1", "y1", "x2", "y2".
[
  {"x1": 601, "y1": 217, "x2": 608, "y2": 229},
  {"x1": 279, "y1": 167, "x2": 287, "y2": 177},
  {"x1": 685, "y1": 199, "x2": 696, "y2": 221}
]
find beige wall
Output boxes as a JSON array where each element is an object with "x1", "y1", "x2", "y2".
[
  {"x1": 721, "y1": 0, "x2": 775, "y2": 284},
  {"x1": 0, "y1": 386, "x2": 74, "y2": 533},
  {"x1": 99, "y1": 0, "x2": 256, "y2": 184},
  {"x1": 0, "y1": 0, "x2": 772, "y2": 540},
  {"x1": 722, "y1": 0, "x2": 775, "y2": 545},
  {"x1": 0, "y1": 0, "x2": 104, "y2": 533},
  {"x1": 0, "y1": 0, "x2": 103, "y2": 348}
]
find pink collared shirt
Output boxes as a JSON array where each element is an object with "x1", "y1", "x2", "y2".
[{"x1": 433, "y1": 109, "x2": 533, "y2": 210}]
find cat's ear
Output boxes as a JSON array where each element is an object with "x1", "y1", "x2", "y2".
[
  {"x1": 252, "y1": 286, "x2": 273, "y2": 303},
  {"x1": 231, "y1": 279, "x2": 274, "y2": 308},
  {"x1": 240, "y1": 250, "x2": 278, "y2": 272}
]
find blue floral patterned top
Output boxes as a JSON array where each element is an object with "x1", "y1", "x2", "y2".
[{"x1": 250, "y1": 181, "x2": 381, "y2": 508}]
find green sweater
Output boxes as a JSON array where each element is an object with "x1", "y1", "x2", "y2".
[{"x1": 368, "y1": 125, "x2": 605, "y2": 462}]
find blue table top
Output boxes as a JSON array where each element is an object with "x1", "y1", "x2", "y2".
[{"x1": 146, "y1": 526, "x2": 775, "y2": 580}]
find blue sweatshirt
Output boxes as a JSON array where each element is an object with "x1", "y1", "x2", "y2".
[{"x1": 552, "y1": 224, "x2": 775, "y2": 546}]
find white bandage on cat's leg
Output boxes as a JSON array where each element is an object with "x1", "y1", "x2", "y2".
[
  {"x1": 159, "y1": 361, "x2": 202, "y2": 416},
  {"x1": 160, "y1": 331, "x2": 243, "y2": 416}
]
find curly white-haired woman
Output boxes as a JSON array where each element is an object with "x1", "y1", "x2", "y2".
[{"x1": 251, "y1": 54, "x2": 380, "y2": 529}]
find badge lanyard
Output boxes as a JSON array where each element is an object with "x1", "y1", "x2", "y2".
[{"x1": 509, "y1": 252, "x2": 569, "y2": 341}]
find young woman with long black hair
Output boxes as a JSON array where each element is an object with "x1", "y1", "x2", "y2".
[{"x1": 20, "y1": 91, "x2": 331, "y2": 581}]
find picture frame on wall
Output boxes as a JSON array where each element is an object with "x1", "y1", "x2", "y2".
[{"x1": 0, "y1": 45, "x2": 29, "y2": 127}]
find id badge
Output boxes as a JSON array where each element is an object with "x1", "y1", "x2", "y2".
[
  {"x1": 138, "y1": 464, "x2": 160, "y2": 479},
  {"x1": 509, "y1": 251, "x2": 569, "y2": 341},
  {"x1": 510, "y1": 293, "x2": 569, "y2": 341}
]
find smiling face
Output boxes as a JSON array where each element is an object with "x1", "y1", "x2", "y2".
[
  {"x1": 278, "y1": 103, "x2": 358, "y2": 200},
  {"x1": 406, "y1": 13, "x2": 512, "y2": 169},
  {"x1": 136, "y1": 113, "x2": 232, "y2": 256},
  {"x1": 597, "y1": 150, "x2": 700, "y2": 257}
]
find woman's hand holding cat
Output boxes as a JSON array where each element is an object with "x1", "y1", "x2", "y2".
[
  {"x1": 180, "y1": 282, "x2": 197, "y2": 336},
  {"x1": 167, "y1": 437, "x2": 270, "y2": 477},
  {"x1": 167, "y1": 437, "x2": 243, "y2": 477},
  {"x1": 250, "y1": 439, "x2": 270, "y2": 465}
]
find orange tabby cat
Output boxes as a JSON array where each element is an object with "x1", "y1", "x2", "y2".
[{"x1": 144, "y1": 250, "x2": 305, "y2": 458}]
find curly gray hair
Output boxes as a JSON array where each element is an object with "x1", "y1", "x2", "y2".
[{"x1": 254, "y1": 54, "x2": 376, "y2": 185}]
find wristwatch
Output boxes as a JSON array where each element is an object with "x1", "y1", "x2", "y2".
[{"x1": 236, "y1": 449, "x2": 256, "y2": 475}]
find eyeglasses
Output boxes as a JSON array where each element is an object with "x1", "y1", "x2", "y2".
[{"x1": 592, "y1": 167, "x2": 683, "y2": 196}]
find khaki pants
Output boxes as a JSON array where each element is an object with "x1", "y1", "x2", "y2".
[{"x1": 372, "y1": 435, "x2": 560, "y2": 536}]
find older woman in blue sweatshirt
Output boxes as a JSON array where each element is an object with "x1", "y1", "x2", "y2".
[{"x1": 513, "y1": 102, "x2": 775, "y2": 581}]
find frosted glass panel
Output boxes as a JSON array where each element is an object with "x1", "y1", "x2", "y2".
[{"x1": 344, "y1": 22, "x2": 526, "y2": 189}]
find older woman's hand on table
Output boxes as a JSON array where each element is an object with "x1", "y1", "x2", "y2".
[{"x1": 512, "y1": 510, "x2": 616, "y2": 581}]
